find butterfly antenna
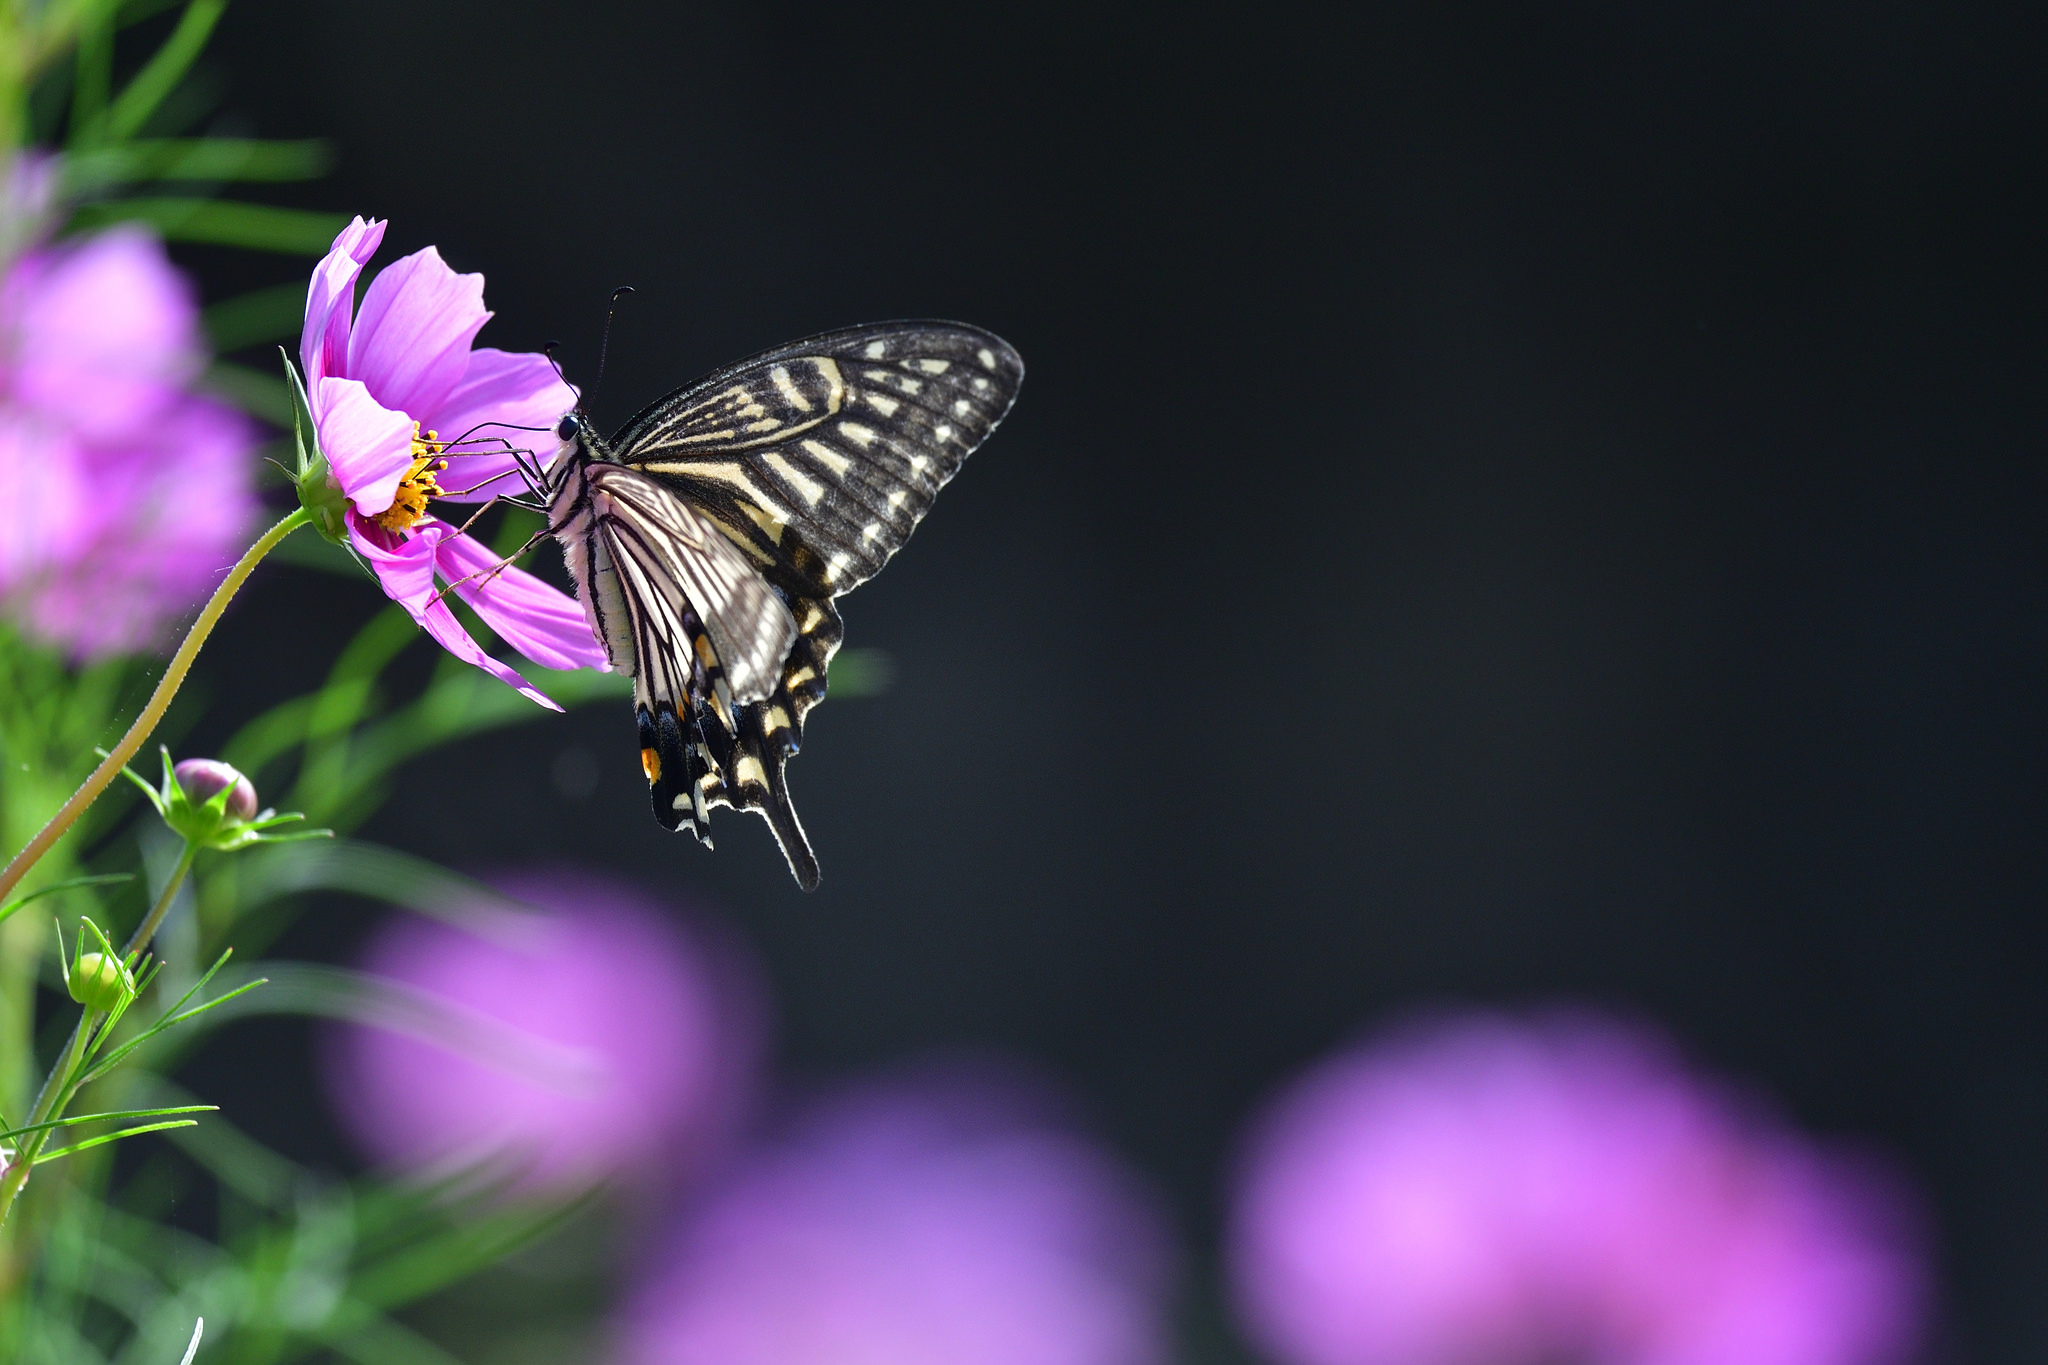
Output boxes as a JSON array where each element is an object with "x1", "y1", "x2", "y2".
[
  {"x1": 592, "y1": 285, "x2": 635, "y2": 410},
  {"x1": 542, "y1": 340, "x2": 572, "y2": 394}
]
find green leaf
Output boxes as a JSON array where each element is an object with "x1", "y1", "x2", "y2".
[
  {"x1": 77, "y1": 948, "x2": 257, "y2": 1082},
  {"x1": 231, "y1": 840, "x2": 556, "y2": 931},
  {"x1": 68, "y1": 198, "x2": 347, "y2": 253},
  {"x1": 257, "y1": 529, "x2": 363, "y2": 579},
  {"x1": 154, "y1": 960, "x2": 601, "y2": 1089},
  {"x1": 100, "y1": 0, "x2": 227, "y2": 141},
  {"x1": 202, "y1": 359, "x2": 292, "y2": 425},
  {"x1": 33, "y1": 1119, "x2": 199, "y2": 1165},
  {"x1": 203, "y1": 280, "x2": 309, "y2": 352},
  {"x1": 323, "y1": 1312, "x2": 469, "y2": 1365},
  {"x1": 0, "y1": 1104, "x2": 215, "y2": 1144},
  {"x1": 0, "y1": 872, "x2": 132, "y2": 929},
  {"x1": 827, "y1": 645, "x2": 897, "y2": 698},
  {"x1": 71, "y1": 11, "x2": 113, "y2": 139},
  {"x1": 64, "y1": 137, "x2": 332, "y2": 191},
  {"x1": 348, "y1": 1193, "x2": 595, "y2": 1311}
]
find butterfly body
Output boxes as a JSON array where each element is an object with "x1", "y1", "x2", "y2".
[{"x1": 541, "y1": 322, "x2": 1024, "y2": 889}]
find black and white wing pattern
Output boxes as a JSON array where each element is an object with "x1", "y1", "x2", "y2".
[
  {"x1": 609, "y1": 321, "x2": 1024, "y2": 598},
  {"x1": 587, "y1": 463, "x2": 796, "y2": 705},
  {"x1": 575, "y1": 321, "x2": 1022, "y2": 891}
]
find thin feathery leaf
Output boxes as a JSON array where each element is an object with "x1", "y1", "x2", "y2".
[
  {"x1": 101, "y1": 0, "x2": 226, "y2": 140},
  {"x1": 65, "y1": 136, "x2": 331, "y2": 190},
  {"x1": 69, "y1": 198, "x2": 349, "y2": 253},
  {"x1": 0, "y1": 1104, "x2": 215, "y2": 1143},
  {"x1": 80, "y1": 977, "x2": 266, "y2": 1082},
  {"x1": 349, "y1": 1191, "x2": 598, "y2": 1311},
  {"x1": 34, "y1": 1119, "x2": 199, "y2": 1164},
  {"x1": 200, "y1": 359, "x2": 292, "y2": 424},
  {"x1": 203, "y1": 281, "x2": 310, "y2": 352},
  {"x1": 0, "y1": 872, "x2": 132, "y2": 928}
]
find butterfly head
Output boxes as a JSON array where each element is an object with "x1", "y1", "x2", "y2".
[{"x1": 553, "y1": 408, "x2": 613, "y2": 465}]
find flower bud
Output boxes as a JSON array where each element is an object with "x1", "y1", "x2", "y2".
[
  {"x1": 68, "y1": 951, "x2": 134, "y2": 1012},
  {"x1": 172, "y1": 759, "x2": 257, "y2": 824}
]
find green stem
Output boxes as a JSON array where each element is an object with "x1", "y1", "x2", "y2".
[
  {"x1": 123, "y1": 842, "x2": 196, "y2": 967},
  {"x1": 0, "y1": 842, "x2": 195, "y2": 1229},
  {"x1": 0, "y1": 507, "x2": 308, "y2": 908},
  {"x1": 0, "y1": 1006, "x2": 94, "y2": 1228}
]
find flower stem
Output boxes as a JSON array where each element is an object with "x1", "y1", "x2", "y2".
[
  {"x1": 0, "y1": 841, "x2": 196, "y2": 1229},
  {"x1": 0, "y1": 1002, "x2": 92, "y2": 1229},
  {"x1": 122, "y1": 842, "x2": 197, "y2": 967},
  {"x1": 0, "y1": 507, "x2": 308, "y2": 908}
]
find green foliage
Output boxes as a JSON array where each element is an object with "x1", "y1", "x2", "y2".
[
  {"x1": 0, "y1": 5, "x2": 911, "y2": 1355},
  {"x1": 66, "y1": 200, "x2": 349, "y2": 254}
]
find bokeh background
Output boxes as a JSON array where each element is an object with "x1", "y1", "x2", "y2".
[{"x1": 151, "y1": 1, "x2": 2046, "y2": 1359}]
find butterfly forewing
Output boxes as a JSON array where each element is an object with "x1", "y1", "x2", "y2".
[{"x1": 609, "y1": 322, "x2": 1024, "y2": 597}]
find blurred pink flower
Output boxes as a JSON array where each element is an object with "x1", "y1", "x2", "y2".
[
  {"x1": 321, "y1": 870, "x2": 762, "y2": 1193},
  {"x1": 301, "y1": 217, "x2": 602, "y2": 708},
  {"x1": 1228, "y1": 1011, "x2": 1927, "y2": 1365},
  {"x1": 0, "y1": 199, "x2": 257, "y2": 659},
  {"x1": 617, "y1": 1061, "x2": 1176, "y2": 1365}
]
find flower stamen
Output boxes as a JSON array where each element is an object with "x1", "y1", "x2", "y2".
[{"x1": 373, "y1": 424, "x2": 450, "y2": 533}]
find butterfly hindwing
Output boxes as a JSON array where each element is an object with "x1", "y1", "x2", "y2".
[
  {"x1": 608, "y1": 322, "x2": 1024, "y2": 597},
  {"x1": 691, "y1": 594, "x2": 844, "y2": 891},
  {"x1": 587, "y1": 462, "x2": 796, "y2": 705}
]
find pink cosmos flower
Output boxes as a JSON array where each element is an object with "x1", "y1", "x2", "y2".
[
  {"x1": 300, "y1": 217, "x2": 604, "y2": 706},
  {"x1": 616, "y1": 1061, "x2": 1176, "y2": 1365},
  {"x1": 321, "y1": 870, "x2": 764, "y2": 1193},
  {"x1": 0, "y1": 161, "x2": 257, "y2": 659},
  {"x1": 1227, "y1": 1010, "x2": 1928, "y2": 1365}
]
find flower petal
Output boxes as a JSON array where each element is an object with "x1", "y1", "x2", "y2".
[
  {"x1": 347, "y1": 517, "x2": 562, "y2": 709},
  {"x1": 22, "y1": 396, "x2": 257, "y2": 661},
  {"x1": 347, "y1": 245, "x2": 489, "y2": 420},
  {"x1": 6, "y1": 225, "x2": 201, "y2": 442},
  {"x1": 423, "y1": 348, "x2": 576, "y2": 503},
  {"x1": 433, "y1": 528, "x2": 609, "y2": 672},
  {"x1": 314, "y1": 377, "x2": 415, "y2": 516},
  {"x1": 0, "y1": 407, "x2": 90, "y2": 595},
  {"x1": 300, "y1": 216, "x2": 385, "y2": 386}
]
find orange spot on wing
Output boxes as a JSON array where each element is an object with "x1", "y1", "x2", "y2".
[{"x1": 640, "y1": 747, "x2": 661, "y2": 782}]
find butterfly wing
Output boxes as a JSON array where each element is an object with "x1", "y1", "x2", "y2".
[
  {"x1": 580, "y1": 462, "x2": 829, "y2": 886},
  {"x1": 590, "y1": 321, "x2": 1023, "y2": 890},
  {"x1": 586, "y1": 462, "x2": 796, "y2": 705},
  {"x1": 607, "y1": 321, "x2": 1025, "y2": 597}
]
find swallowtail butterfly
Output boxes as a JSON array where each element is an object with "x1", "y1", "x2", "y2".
[{"x1": 541, "y1": 321, "x2": 1023, "y2": 889}]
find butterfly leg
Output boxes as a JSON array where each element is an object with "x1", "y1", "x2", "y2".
[{"x1": 427, "y1": 527, "x2": 551, "y2": 607}]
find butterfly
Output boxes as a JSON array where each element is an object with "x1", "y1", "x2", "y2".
[{"x1": 539, "y1": 321, "x2": 1024, "y2": 889}]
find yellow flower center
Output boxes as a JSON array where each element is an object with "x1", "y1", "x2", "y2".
[{"x1": 372, "y1": 424, "x2": 449, "y2": 534}]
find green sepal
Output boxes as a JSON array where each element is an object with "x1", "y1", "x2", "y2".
[
  {"x1": 283, "y1": 346, "x2": 349, "y2": 544},
  {"x1": 126, "y1": 747, "x2": 335, "y2": 854}
]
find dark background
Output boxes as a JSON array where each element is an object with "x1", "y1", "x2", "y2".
[{"x1": 176, "y1": 1, "x2": 2048, "y2": 1359}]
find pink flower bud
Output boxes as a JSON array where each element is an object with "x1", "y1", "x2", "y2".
[{"x1": 172, "y1": 758, "x2": 257, "y2": 823}]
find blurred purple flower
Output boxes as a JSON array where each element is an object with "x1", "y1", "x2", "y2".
[
  {"x1": 301, "y1": 217, "x2": 602, "y2": 708},
  {"x1": 617, "y1": 1062, "x2": 1176, "y2": 1365},
  {"x1": 322, "y1": 870, "x2": 761, "y2": 1193},
  {"x1": 1228, "y1": 1011, "x2": 1927, "y2": 1365},
  {"x1": 0, "y1": 193, "x2": 257, "y2": 659}
]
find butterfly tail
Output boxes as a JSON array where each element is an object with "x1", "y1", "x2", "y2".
[{"x1": 758, "y1": 749, "x2": 820, "y2": 891}]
